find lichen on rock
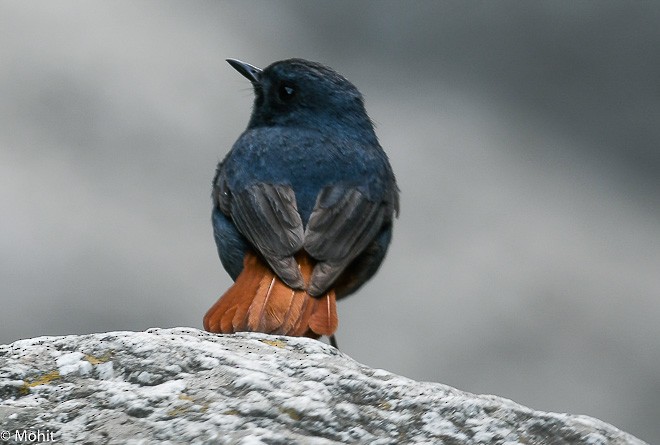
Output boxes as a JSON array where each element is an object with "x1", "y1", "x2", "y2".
[{"x1": 0, "y1": 328, "x2": 647, "y2": 444}]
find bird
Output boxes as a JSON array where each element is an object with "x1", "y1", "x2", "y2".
[{"x1": 203, "y1": 58, "x2": 399, "y2": 345}]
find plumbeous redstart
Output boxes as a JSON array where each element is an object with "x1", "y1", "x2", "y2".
[{"x1": 204, "y1": 58, "x2": 399, "y2": 342}]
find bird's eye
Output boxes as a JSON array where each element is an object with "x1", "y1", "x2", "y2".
[{"x1": 277, "y1": 82, "x2": 296, "y2": 102}]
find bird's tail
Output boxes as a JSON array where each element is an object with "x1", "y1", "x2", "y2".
[{"x1": 203, "y1": 251, "x2": 338, "y2": 338}]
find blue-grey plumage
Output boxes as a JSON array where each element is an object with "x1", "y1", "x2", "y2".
[{"x1": 205, "y1": 58, "x2": 398, "y2": 338}]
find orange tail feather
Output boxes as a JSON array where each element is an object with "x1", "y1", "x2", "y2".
[
  {"x1": 203, "y1": 251, "x2": 338, "y2": 338},
  {"x1": 309, "y1": 293, "x2": 338, "y2": 337}
]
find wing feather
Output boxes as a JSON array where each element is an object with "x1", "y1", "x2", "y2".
[
  {"x1": 230, "y1": 183, "x2": 305, "y2": 288},
  {"x1": 304, "y1": 186, "x2": 386, "y2": 295}
]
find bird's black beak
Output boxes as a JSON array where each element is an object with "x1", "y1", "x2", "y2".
[{"x1": 226, "y1": 58, "x2": 262, "y2": 84}]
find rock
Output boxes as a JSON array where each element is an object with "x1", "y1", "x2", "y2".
[{"x1": 0, "y1": 328, "x2": 646, "y2": 445}]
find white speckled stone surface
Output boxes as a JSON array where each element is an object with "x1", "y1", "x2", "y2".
[{"x1": 0, "y1": 328, "x2": 647, "y2": 444}]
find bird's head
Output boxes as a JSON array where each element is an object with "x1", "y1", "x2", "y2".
[{"x1": 227, "y1": 58, "x2": 375, "y2": 136}]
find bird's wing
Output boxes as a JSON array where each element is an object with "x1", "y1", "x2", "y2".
[
  {"x1": 303, "y1": 185, "x2": 386, "y2": 296},
  {"x1": 229, "y1": 183, "x2": 306, "y2": 289}
]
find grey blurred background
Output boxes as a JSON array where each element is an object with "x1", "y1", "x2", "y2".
[{"x1": 1, "y1": 1, "x2": 658, "y2": 442}]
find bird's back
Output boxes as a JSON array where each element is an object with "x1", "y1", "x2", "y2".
[{"x1": 221, "y1": 125, "x2": 394, "y2": 225}]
